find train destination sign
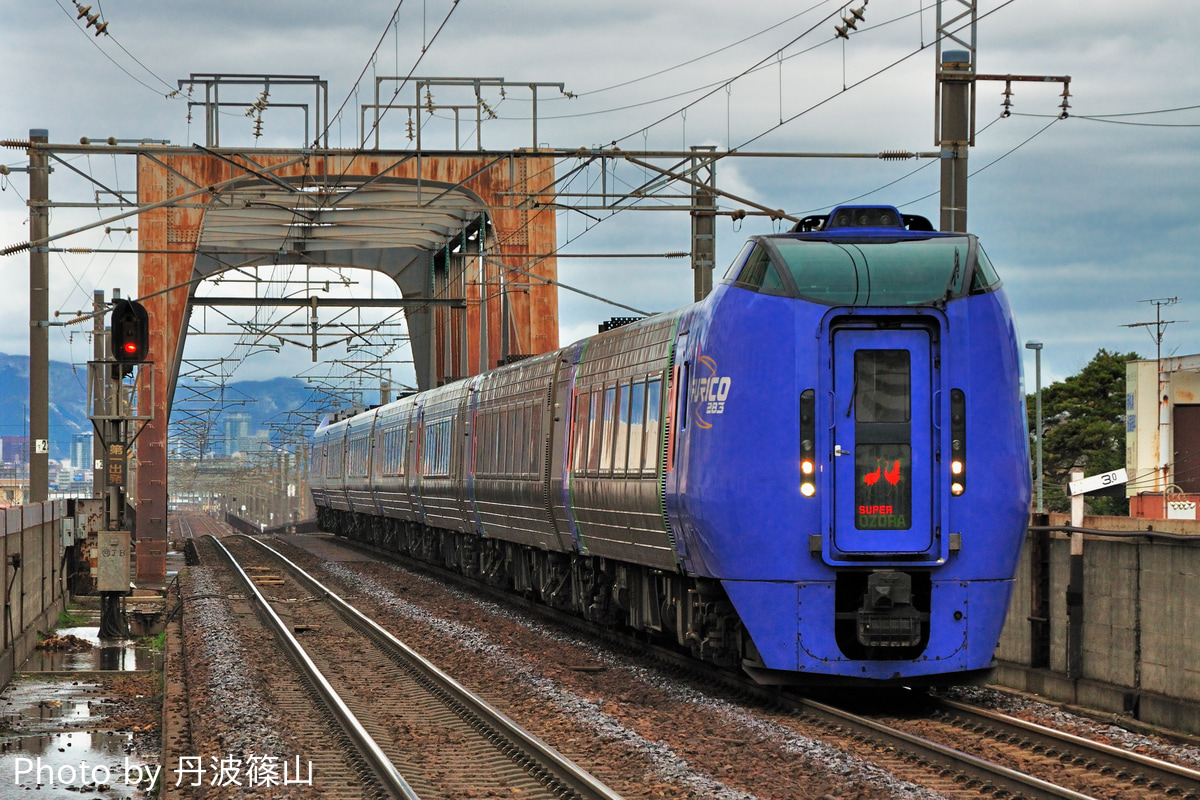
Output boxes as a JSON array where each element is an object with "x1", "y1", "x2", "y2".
[{"x1": 1067, "y1": 468, "x2": 1128, "y2": 497}]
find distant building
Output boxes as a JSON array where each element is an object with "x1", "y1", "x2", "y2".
[
  {"x1": 0, "y1": 476, "x2": 24, "y2": 507},
  {"x1": 223, "y1": 412, "x2": 255, "y2": 456},
  {"x1": 70, "y1": 432, "x2": 94, "y2": 471},
  {"x1": 1, "y1": 436, "x2": 27, "y2": 464},
  {"x1": 1126, "y1": 354, "x2": 1200, "y2": 519}
]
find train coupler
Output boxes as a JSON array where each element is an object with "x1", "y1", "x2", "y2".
[{"x1": 856, "y1": 571, "x2": 922, "y2": 648}]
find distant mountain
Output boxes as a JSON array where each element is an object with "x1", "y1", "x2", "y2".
[
  {"x1": 0, "y1": 354, "x2": 338, "y2": 460},
  {"x1": 174, "y1": 375, "x2": 334, "y2": 453},
  {"x1": 0, "y1": 354, "x2": 91, "y2": 460}
]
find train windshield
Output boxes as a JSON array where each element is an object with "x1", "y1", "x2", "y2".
[{"x1": 769, "y1": 236, "x2": 975, "y2": 306}]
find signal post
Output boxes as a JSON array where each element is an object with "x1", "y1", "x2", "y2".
[{"x1": 89, "y1": 294, "x2": 152, "y2": 637}]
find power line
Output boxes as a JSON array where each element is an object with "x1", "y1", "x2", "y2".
[
  {"x1": 322, "y1": 1, "x2": 406, "y2": 146},
  {"x1": 1012, "y1": 111, "x2": 1200, "y2": 128},
  {"x1": 530, "y1": 0, "x2": 839, "y2": 101},
  {"x1": 897, "y1": 115, "x2": 1061, "y2": 208},
  {"x1": 54, "y1": 0, "x2": 179, "y2": 98}
]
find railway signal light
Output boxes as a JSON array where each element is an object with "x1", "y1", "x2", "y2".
[{"x1": 111, "y1": 298, "x2": 149, "y2": 365}]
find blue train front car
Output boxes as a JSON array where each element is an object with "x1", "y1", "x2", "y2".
[{"x1": 669, "y1": 205, "x2": 1031, "y2": 683}]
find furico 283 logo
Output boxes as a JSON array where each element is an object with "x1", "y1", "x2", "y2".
[{"x1": 691, "y1": 354, "x2": 732, "y2": 429}]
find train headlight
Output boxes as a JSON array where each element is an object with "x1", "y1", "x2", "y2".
[
  {"x1": 800, "y1": 389, "x2": 817, "y2": 497},
  {"x1": 950, "y1": 389, "x2": 966, "y2": 495}
]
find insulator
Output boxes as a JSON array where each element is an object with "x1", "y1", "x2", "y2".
[
  {"x1": 0, "y1": 140, "x2": 32, "y2": 149},
  {"x1": 850, "y1": 6, "x2": 866, "y2": 21},
  {"x1": 75, "y1": 4, "x2": 91, "y2": 20},
  {"x1": 86, "y1": 12, "x2": 99, "y2": 27},
  {"x1": 93, "y1": 20, "x2": 108, "y2": 35},
  {"x1": 835, "y1": 24, "x2": 849, "y2": 39},
  {"x1": 842, "y1": 15, "x2": 858, "y2": 30},
  {"x1": 0, "y1": 242, "x2": 32, "y2": 256},
  {"x1": 879, "y1": 150, "x2": 913, "y2": 161}
]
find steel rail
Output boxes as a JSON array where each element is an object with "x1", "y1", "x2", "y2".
[
  {"x1": 207, "y1": 535, "x2": 421, "y2": 800},
  {"x1": 796, "y1": 696, "x2": 1099, "y2": 800},
  {"x1": 238, "y1": 534, "x2": 626, "y2": 800},
  {"x1": 324, "y1": 534, "x2": 1114, "y2": 800},
  {"x1": 934, "y1": 697, "x2": 1200, "y2": 796}
]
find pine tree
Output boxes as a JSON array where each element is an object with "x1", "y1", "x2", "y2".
[{"x1": 1027, "y1": 349, "x2": 1139, "y2": 516}]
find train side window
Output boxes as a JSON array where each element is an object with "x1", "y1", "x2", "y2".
[
  {"x1": 600, "y1": 386, "x2": 617, "y2": 473},
  {"x1": 326, "y1": 440, "x2": 341, "y2": 478},
  {"x1": 644, "y1": 378, "x2": 662, "y2": 474},
  {"x1": 502, "y1": 407, "x2": 512, "y2": 476},
  {"x1": 572, "y1": 391, "x2": 589, "y2": 472},
  {"x1": 474, "y1": 414, "x2": 486, "y2": 475},
  {"x1": 628, "y1": 380, "x2": 646, "y2": 475},
  {"x1": 487, "y1": 412, "x2": 499, "y2": 475},
  {"x1": 482, "y1": 412, "x2": 495, "y2": 475},
  {"x1": 528, "y1": 405, "x2": 540, "y2": 475},
  {"x1": 614, "y1": 382, "x2": 631, "y2": 474},
  {"x1": 722, "y1": 241, "x2": 755, "y2": 282},
  {"x1": 514, "y1": 405, "x2": 528, "y2": 476},
  {"x1": 587, "y1": 391, "x2": 603, "y2": 473},
  {"x1": 381, "y1": 428, "x2": 399, "y2": 476},
  {"x1": 732, "y1": 245, "x2": 786, "y2": 296},
  {"x1": 422, "y1": 419, "x2": 452, "y2": 476},
  {"x1": 970, "y1": 246, "x2": 1001, "y2": 293}
]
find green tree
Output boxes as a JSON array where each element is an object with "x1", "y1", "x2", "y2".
[{"x1": 1027, "y1": 349, "x2": 1139, "y2": 516}]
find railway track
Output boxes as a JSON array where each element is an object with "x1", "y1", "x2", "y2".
[
  {"x1": 914, "y1": 697, "x2": 1200, "y2": 798},
  {"x1": 208, "y1": 533, "x2": 624, "y2": 800},
  {"x1": 307, "y1": 531, "x2": 1200, "y2": 800}
]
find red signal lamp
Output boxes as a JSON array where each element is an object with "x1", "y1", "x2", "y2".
[{"x1": 111, "y1": 298, "x2": 149, "y2": 365}]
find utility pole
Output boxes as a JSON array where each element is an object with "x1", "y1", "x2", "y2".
[
  {"x1": 938, "y1": 50, "x2": 972, "y2": 232},
  {"x1": 92, "y1": 290, "x2": 105, "y2": 491},
  {"x1": 1124, "y1": 297, "x2": 1182, "y2": 492},
  {"x1": 28, "y1": 129, "x2": 49, "y2": 501},
  {"x1": 935, "y1": 1, "x2": 1070, "y2": 233},
  {"x1": 690, "y1": 146, "x2": 717, "y2": 301}
]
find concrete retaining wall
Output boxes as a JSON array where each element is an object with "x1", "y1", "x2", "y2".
[
  {"x1": 0, "y1": 501, "x2": 70, "y2": 689},
  {"x1": 997, "y1": 520, "x2": 1200, "y2": 733}
]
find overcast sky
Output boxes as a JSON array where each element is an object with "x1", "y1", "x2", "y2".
[{"x1": 2, "y1": 0, "x2": 1198, "y2": 398}]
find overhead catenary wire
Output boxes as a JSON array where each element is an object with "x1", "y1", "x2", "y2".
[
  {"x1": 322, "y1": 1, "x2": 407, "y2": 148},
  {"x1": 52, "y1": 0, "x2": 179, "y2": 98}
]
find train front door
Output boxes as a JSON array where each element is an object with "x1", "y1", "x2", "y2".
[{"x1": 830, "y1": 327, "x2": 936, "y2": 556}]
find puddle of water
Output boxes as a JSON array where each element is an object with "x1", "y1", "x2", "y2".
[
  {"x1": 22, "y1": 627, "x2": 154, "y2": 673},
  {"x1": 0, "y1": 678, "x2": 156, "y2": 799}
]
